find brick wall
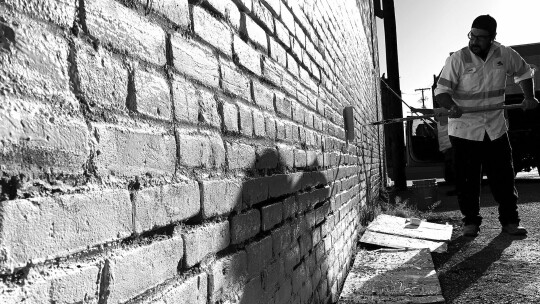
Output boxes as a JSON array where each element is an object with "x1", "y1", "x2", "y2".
[{"x1": 0, "y1": 0, "x2": 383, "y2": 303}]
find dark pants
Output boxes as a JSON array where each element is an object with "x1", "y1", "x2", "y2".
[{"x1": 449, "y1": 133, "x2": 519, "y2": 226}]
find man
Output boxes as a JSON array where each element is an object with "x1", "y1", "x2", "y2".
[{"x1": 435, "y1": 15, "x2": 539, "y2": 237}]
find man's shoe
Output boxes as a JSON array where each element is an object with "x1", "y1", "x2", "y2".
[
  {"x1": 502, "y1": 224, "x2": 527, "y2": 235},
  {"x1": 463, "y1": 224, "x2": 479, "y2": 237}
]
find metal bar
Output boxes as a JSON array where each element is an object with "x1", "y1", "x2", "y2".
[{"x1": 368, "y1": 103, "x2": 525, "y2": 126}]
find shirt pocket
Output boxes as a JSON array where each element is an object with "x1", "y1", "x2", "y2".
[
  {"x1": 459, "y1": 66, "x2": 480, "y2": 91},
  {"x1": 490, "y1": 66, "x2": 508, "y2": 89}
]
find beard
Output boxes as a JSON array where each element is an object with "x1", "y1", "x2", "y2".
[{"x1": 469, "y1": 41, "x2": 489, "y2": 57}]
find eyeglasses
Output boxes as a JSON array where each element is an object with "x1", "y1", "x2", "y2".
[{"x1": 468, "y1": 31, "x2": 491, "y2": 41}]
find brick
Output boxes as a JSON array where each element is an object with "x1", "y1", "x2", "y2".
[
  {"x1": 237, "y1": 103, "x2": 254, "y2": 137},
  {"x1": 292, "y1": 103, "x2": 306, "y2": 124},
  {"x1": 225, "y1": 141, "x2": 256, "y2": 170},
  {"x1": 269, "y1": 37, "x2": 287, "y2": 66},
  {"x1": 282, "y1": 70, "x2": 297, "y2": 96},
  {"x1": 282, "y1": 197, "x2": 297, "y2": 220},
  {"x1": 263, "y1": 0, "x2": 280, "y2": 16},
  {"x1": 201, "y1": 179, "x2": 242, "y2": 218},
  {"x1": 294, "y1": 149, "x2": 307, "y2": 168},
  {"x1": 233, "y1": 35, "x2": 261, "y2": 76},
  {"x1": 135, "y1": 0, "x2": 190, "y2": 28},
  {"x1": 3, "y1": 0, "x2": 76, "y2": 27},
  {"x1": 241, "y1": 14, "x2": 267, "y2": 51},
  {"x1": 208, "y1": 251, "x2": 248, "y2": 303},
  {"x1": 265, "y1": 116, "x2": 276, "y2": 139},
  {"x1": 75, "y1": 41, "x2": 128, "y2": 111},
  {"x1": 251, "y1": 0, "x2": 274, "y2": 32},
  {"x1": 0, "y1": 97, "x2": 90, "y2": 175},
  {"x1": 274, "y1": 92, "x2": 291, "y2": 117},
  {"x1": 133, "y1": 181, "x2": 200, "y2": 233},
  {"x1": 107, "y1": 237, "x2": 184, "y2": 303},
  {"x1": 49, "y1": 265, "x2": 100, "y2": 303},
  {"x1": 276, "y1": 144, "x2": 294, "y2": 168},
  {"x1": 280, "y1": 5, "x2": 294, "y2": 31},
  {"x1": 198, "y1": 88, "x2": 221, "y2": 128},
  {"x1": 252, "y1": 109, "x2": 266, "y2": 138},
  {"x1": 271, "y1": 223, "x2": 292, "y2": 256},
  {"x1": 274, "y1": 277, "x2": 293, "y2": 304},
  {"x1": 85, "y1": 0, "x2": 166, "y2": 65},
  {"x1": 261, "y1": 56, "x2": 284, "y2": 87},
  {"x1": 246, "y1": 236, "x2": 272, "y2": 277},
  {"x1": 93, "y1": 124, "x2": 176, "y2": 177},
  {"x1": 287, "y1": 52, "x2": 299, "y2": 76},
  {"x1": 204, "y1": 0, "x2": 241, "y2": 29},
  {"x1": 283, "y1": 243, "x2": 300, "y2": 272},
  {"x1": 181, "y1": 221, "x2": 230, "y2": 267},
  {"x1": 157, "y1": 273, "x2": 207, "y2": 304},
  {"x1": 275, "y1": 120, "x2": 286, "y2": 141},
  {"x1": 242, "y1": 177, "x2": 269, "y2": 206},
  {"x1": 219, "y1": 99, "x2": 239, "y2": 133},
  {"x1": 171, "y1": 74, "x2": 199, "y2": 124},
  {"x1": 275, "y1": 20, "x2": 290, "y2": 48},
  {"x1": 133, "y1": 66, "x2": 171, "y2": 120},
  {"x1": 177, "y1": 132, "x2": 225, "y2": 169},
  {"x1": 0, "y1": 12, "x2": 72, "y2": 102},
  {"x1": 220, "y1": 59, "x2": 251, "y2": 99},
  {"x1": 255, "y1": 146, "x2": 278, "y2": 169},
  {"x1": 261, "y1": 201, "x2": 283, "y2": 231},
  {"x1": 267, "y1": 174, "x2": 289, "y2": 198},
  {"x1": 170, "y1": 34, "x2": 219, "y2": 88},
  {"x1": 0, "y1": 190, "x2": 131, "y2": 272},
  {"x1": 193, "y1": 5, "x2": 232, "y2": 57},
  {"x1": 240, "y1": 277, "x2": 264, "y2": 304},
  {"x1": 230, "y1": 209, "x2": 260, "y2": 244},
  {"x1": 251, "y1": 79, "x2": 274, "y2": 111}
]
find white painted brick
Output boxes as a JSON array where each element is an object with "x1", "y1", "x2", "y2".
[
  {"x1": 107, "y1": 237, "x2": 184, "y2": 303},
  {"x1": 85, "y1": 0, "x2": 167, "y2": 65},
  {"x1": 135, "y1": 0, "x2": 190, "y2": 28},
  {"x1": 181, "y1": 221, "x2": 230, "y2": 267},
  {"x1": 134, "y1": 181, "x2": 200, "y2": 233},
  {"x1": 155, "y1": 273, "x2": 207, "y2": 304},
  {"x1": 201, "y1": 179, "x2": 243, "y2": 218},
  {"x1": 0, "y1": 190, "x2": 132, "y2": 272}
]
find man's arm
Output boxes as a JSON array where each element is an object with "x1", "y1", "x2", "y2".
[
  {"x1": 435, "y1": 93, "x2": 463, "y2": 118},
  {"x1": 518, "y1": 78, "x2": 539, "y2": 110}
]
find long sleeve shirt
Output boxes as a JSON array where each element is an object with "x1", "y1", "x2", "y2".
[{"x1": 434, "y1": 41, "x2": 534, "y2": 141}]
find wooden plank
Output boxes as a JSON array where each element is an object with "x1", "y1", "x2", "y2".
[
  {"x1": 367, "y1": 214, "x2": 452, "y2": 242},
  {"x1": 339, "y1": 249, "x2": 444, "y2": 304},
  {"x1": 360, "y1": 230, "x2": 448, "y2": 253}
]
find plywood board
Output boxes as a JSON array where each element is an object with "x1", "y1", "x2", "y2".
[
  {"x1": 361, "y1": 230, "x2": 448, "y2": 253},
  {"x1": 338, "y1": 249, "x2": 445, "y2": 304},
  {"x1": 366, "y1": 214, "x2": 452, "y2": 242}
]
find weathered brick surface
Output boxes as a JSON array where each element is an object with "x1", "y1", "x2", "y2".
[
  {"x1": 246, "y1": 236, "x2": 272, "y2": 277},
  {"x1": 3, "y1": 0, "x2": 76, "y2": 27},
  {"x1": 177, "y1": 131, "x2": 225, "y2": 169},
  {"x1": 171, "y1": 74, "x2": 200, "y2": 124},
  {"x1": 133, "y1": 66, "x2": 171, "y2": 120},
  {"x1": 233, "y1": 35, "x2": 262, "y2": 75},
  {"x1": 261, "y1": 201, "x2": 283, "y2": 231},
  {"x1": 242, "y1": 13, "x2": 267, "y2": 52},
  {"x1": 0, "y1": 11, "x2": 72, "y2": 102},
  {"x1": 49, "y1": 265, "x2": 100, "y2": 303},
  {"x1": 208, "y1": 251, "x2": 248, "y2": 302},
  {"x1": 201, "y1": 179, "x2": 243, "y2": 218},
  {"x1": 220, "y1": 59, "x2": 251, "y2": 99},
  {"x1": 134, "y1": 181, "x2": 200, "y2": 233},
  {"x1": 107, "y1": 237, "x2": 184, "y2": 303},
  {"x1": 251, "y1": 79, "x2": 275, "y2": 111},
  {"x1": 93, "y1": 123, "x2": 176, "y2": 177},
  {"x1": 170, "y1": 34, "x2": 220, "y2": 88},
  {"x1": 226, "y1": 141, "x2": 256, "y2": 169},
  {"x1": 154, "y1": 273, "x2": 207, "y2": 304},
  {"x1": 85, "y1": 0, "x2": 167, "y2": 65},
  {"x1": 135, "y1": 0, "x2": 190, "y2": 28},
  {"x1": 0, "y1": 190, "x2": 131, "y2": 272},
  {"x1": 230, "y1": 209, "x2": 261, "y2": 244},
  {"x1": 220, "y1": 99, "x2": 240, "y2": 133},
  {"x1": 204, "y1": 0, "x2": 241, "y2": 30},
  {"x1": 193, "y1": 5, "x2": 233, "y2": 57},
  {"x1": 181, "y1": 221, "x2": 230, "y2": 267}
]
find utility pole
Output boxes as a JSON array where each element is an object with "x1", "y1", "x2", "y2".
[
  {"x1": 415, "y1": 87, "x2": 431, "y2": 108},
  {"x1": 381, "y1": 0, "x2": 407, "y2": 190}
]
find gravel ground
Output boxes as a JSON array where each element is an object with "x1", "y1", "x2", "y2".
[{"x1": 425, "y1": 175, "x2": 540, "y2": 304}]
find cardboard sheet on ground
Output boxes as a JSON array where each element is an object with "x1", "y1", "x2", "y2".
[
  {"x1": 360, "y1": 214, "x2": 452, "y2": 252},
  {"x1": 338, "y1": 248, "x2": 445, "y2": 303}
]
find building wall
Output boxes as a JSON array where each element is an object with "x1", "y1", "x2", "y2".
[{"x1": 0, "y1": 0, "x2": 383, "y2": 303}]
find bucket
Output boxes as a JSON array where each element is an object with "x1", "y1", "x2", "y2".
[{"x1": 411, "y1": 179, "x2": 438, "y2": 211}]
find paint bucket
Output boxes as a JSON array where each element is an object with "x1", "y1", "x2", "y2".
[{"x1": 411, "y1": 179, "x2": 438, "y2": 211}]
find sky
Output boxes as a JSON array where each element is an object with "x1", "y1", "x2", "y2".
[{"x1": 377, "y1": 0, "x2": 540, "y2": 114}]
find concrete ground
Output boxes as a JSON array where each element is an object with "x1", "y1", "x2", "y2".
[{"x1": 423, "y1": 169, "x2": 540, "y2": 303}]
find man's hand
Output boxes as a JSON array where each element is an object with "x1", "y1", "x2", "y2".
[
  {"x1": 449, "y1": 105, "x2": 463, "y2": 118},
  {"x1": 522, "y1": 98, "x2": 539, "y2": 110}
]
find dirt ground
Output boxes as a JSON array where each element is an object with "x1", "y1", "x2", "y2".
[{"x1": 424, "y1": 171, "x2": 540, "y2": 303}]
